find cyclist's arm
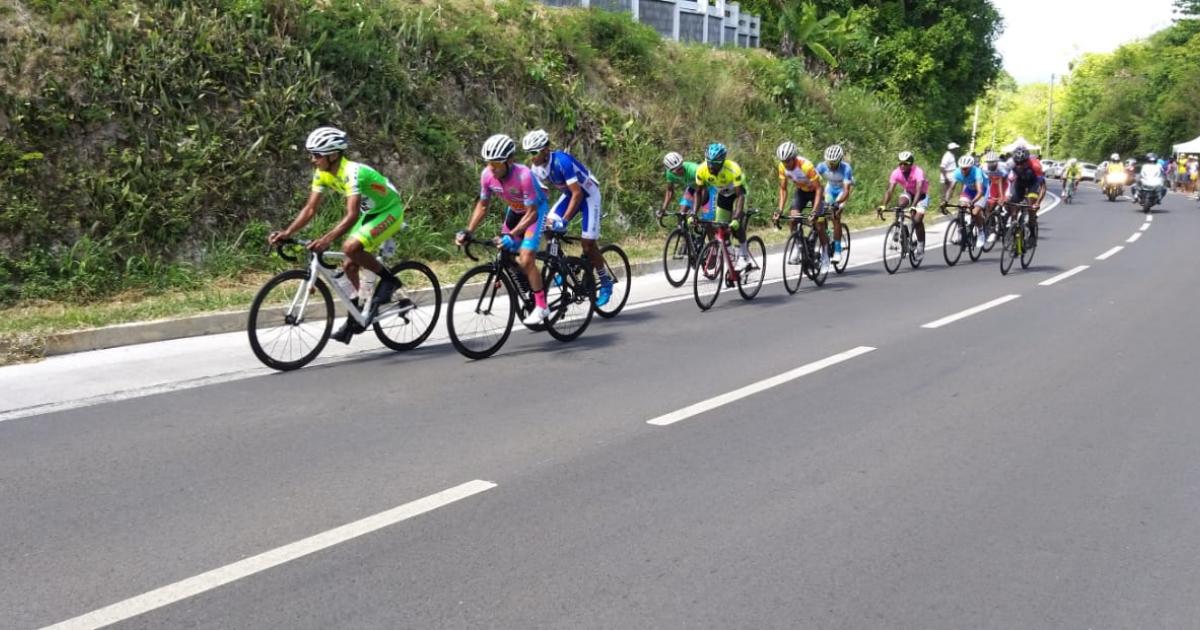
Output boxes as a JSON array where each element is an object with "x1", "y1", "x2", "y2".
[
  {"x1": 777, "y1": 178, "x2": 789, "y2": 215},
  {"x1": 661, "y1": 182, "x2": 676, "y2": 215},
  {"x1": 733, "y1": 185, "x2": 747, "y2": 217},
  {"x1": 836, "y1": 181, "x2": 853, "y2": 206},
  {"x1": 313, "y1": 194, "x2": 361, "y2": 251},
  {"x1": 970, "y1": 175, "x2": 985, "y2": 205},
  {"x1": 463, "y1": 199, "x2": 488, "y2": 235},
  {"x1": 274, "y1": 190, "x2": 323, "y2": 242},
  {"x1": 560, "y1": 180, "x2": 584, "y2": 222},
  {"x1": 880, "y1": 181, "x2": 897, "y2": 209}
]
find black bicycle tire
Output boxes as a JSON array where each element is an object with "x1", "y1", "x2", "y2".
[
  {"x1": 833, "y1": 226, "x2": 850, "y2": 274},
  {"x1": 447, "y1": 264, "x2": 516, "y2": 360},
  {"x1": 983, "y1": 214, "x2": 1000, "y2": 252},
  {"x1": 999, "y1": 226, "x2": 1015, "y2": 275},
  {"x1": 595, "y1": 244, "x2": 630, "y2": 318},
  {"x1": 693, "y1": 240, "x2": 723, "y2": 311},
  {"x1": 908, "y1": 224, "x2": 924, "y2": 269},
  {"x1": 737, "y1": 236, "x2": 767, "y2": 300},
  {"x1": 372, "y1": 261, "x2": 441, "y2": 352},
  {"x1": 545, "y1": 256, "x2": 594, "y2": 342},
  {"x1": 943, "y1": 218, "x2": 963, "y2": 266},
  {"x1": 883, "y1": 223, "x2": 903, "y2": 274},
  {"x1": 248, "y1": 269, "x2": 334, "y2": 371},
  {"x1": 782, "y1": 232, "x2": 805, "y2": 294},
  {"x1": 662, "y1": 229, "x2": 690, "y2": 287},
  {"x1": 1019, "y1": 224, "x2": 1036, "y2": 269}
]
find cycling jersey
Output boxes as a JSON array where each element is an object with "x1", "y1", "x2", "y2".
[
  {"x1": 695, "y1": 160, "x2": 747, "y2": 197},
  {"x1": 1008, "y1": 159, "x2": 1045, "y2": 202},
  {"x1": 984, "y1": 163, "x2": 1009, "y2": 200},
  {"x1": 1064, "y1": 164, "x2": 1080, "y2": 179},
  {"x1": 310, "y1": 159, "x2": 405, "y2": 252},
  {"x1": 888, "y1": 165, "x2": 928, "y2": 198},
  {"x1": 816, "y1": 161, "x2": 853, "y2": 200},
  {"x1": 532, "y1": 150, "x2": 602, "y2": 239},
  {"x1": 480, "y1": 163, "x2": 549, "y2": 250},
  {"x1": 777, "y1": 157, "x2": 822, "y2": 192},
  {"x1": 664, "y1": 161, "x2": 700, "y2": 189},
  {"x1": 954, "y1": 166, "x2": 988, "y2": 198}
]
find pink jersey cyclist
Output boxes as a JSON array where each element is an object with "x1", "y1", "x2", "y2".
[
  {"x1": 888, "y1": 164, "x2": 930, "y2": 209},
  {"x1": 479, "y1": 162, "x2": 549, "y2": 250}
]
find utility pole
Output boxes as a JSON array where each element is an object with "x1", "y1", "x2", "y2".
[
  {"x1": 991, "y1": 93, "x2": 999, "y2": 149},
  {"x1": 970, "y1": 102, "x2": 980, "y2": 154},
  {"x1": 1046, "y1": 73, "x2": 1054, "y2": 158}
]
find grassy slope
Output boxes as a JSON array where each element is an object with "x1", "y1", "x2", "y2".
[{"x1": 0, "y1": 0, "x2": 932, "y2": 358}]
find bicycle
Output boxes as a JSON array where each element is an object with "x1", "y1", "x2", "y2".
[
  {"x1": 1062, "y1": 177, "x2": 1077, "y2": 204},
  {"x1": 693, "y1": 209, "x2": 766, "y2": 310},
  {"x1": 593, "y1": 241, "x2": 631, "y2": 319},
  {"x1": 940, "y1": 202, "x2": 982, "y2": 266},
  {"x1": 446, "y1": 234, "x2": 594, "y2": 360},
  {"x1": 658, "y1": 210, "x2": 710, "y2": 287},
  {"x1": 879, "y1": 203, "x2": 924, "y2": 274},
  {"x1": 774, "y1": 212, "x2": 827, "y2": 293},
  {"x1": 248, "y1": 239, "x2": 441, "y2": 371},
  {"x1": 823, "y1": 202, "x2": 852, "y2": 274},
  {"x1": 998, "y1": 200, "x2": 1037, "y2": 276}
]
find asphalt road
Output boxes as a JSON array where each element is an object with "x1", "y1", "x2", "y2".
[{"x1": 3, "y1": 184, "x2": 1198, "y2": 629}]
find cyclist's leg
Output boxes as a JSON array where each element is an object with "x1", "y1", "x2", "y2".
[
  {"x1": 345, "y1": 203, "x2": 405, "y2": 282},
  {"x1": 517, "y1": 202, "x2": 549, "y2": 304},
  {"x1": 815, "y1": 191, "x2": 834, "y2": 246},
  {"x1": 909, "y1": 193, "x2": 928, "y2": 244},
  {"x1": 576, "y1": 184, "x2": 611, "y2": 296}
]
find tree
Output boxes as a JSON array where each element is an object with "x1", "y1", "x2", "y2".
[{"x1": 775, "y1": 2, "x2": 866, "y2": 73}]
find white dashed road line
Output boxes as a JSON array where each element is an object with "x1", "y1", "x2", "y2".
[
  {"x1": 1096, "y1": 246, "x2": 1123, "y2": 260},
  {"x1": 1039, "y1": 265, "x2": 1089, "y2": 287},
  {"x1": 1140, "y1": 222, "x2": 1150, "y2": 231},
  {"x1": 646, "y1": 346, "x2": 876, "y2": 427},
  {"x1": 40, "y1": 480, "x2": 498, "y2": 630},
  {"x1": 1127, "y1": 232, "x2": 1142, "y2": 243},
  {"x1": 920, "y1": 295, "x2": 1021, "y2": 330}
]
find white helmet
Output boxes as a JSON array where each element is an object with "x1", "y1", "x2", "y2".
[
  {"x1": 824, "y1": 144, "x2": 844, "y2": 163},
  {"x1": 897, "y1": 150, "x2": 914, "y2": 164},
  {"x1": 305, "y1": 126, "x2": 348, "y2": 155},
  {"x1": 663, "y1": 151, "x2": 684, "y2": 169},
  {"x1": 776, "y1": 141, "x2": 798, "y2": 162},
  {"x1": 983, "y1": 151, "x2": 999, "y2": 163},
  {"x1": 521, "y1": 129, "x2": 550, "y2": 152},
  {"x1": 481, "y1": 134, "x2": 516, "y2": 161},
  {"x1": 958, "y1": 155, "x2": 975, "y2": 168},
  {"x1": 1111, "y1": 153, "x2": 1120, "y2": 161}
]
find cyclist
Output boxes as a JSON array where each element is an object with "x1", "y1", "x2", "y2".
[
  {"x1": 694, "y1": 142, "x2": 751, "y2": 272},
  {"x1": 877, "y1": 150, "x2": 929, "y2": 254},
  {"x1": 815, "y1": 144, "x2": 853, "y2": 271},
  {"x1": 1007, "y1": 146, "x2": 1047, "y2": 242},
  {"x1": 522, "y1": 129, "x2": 613, "y2": 307},
  {"x1": 948, "y1": 155, "x2": 990, "y2": 250},
  {"x1": 659, "y1": 151, "x2": 710, "y2": 220},
  {"x1": 455, "y1": 133, "x2": 550, "y2": 326},
  {"x1": 1062, "y1": 158, "x2": 1080, "y2": 199},
  {"x1": 269, "y1": 126, "x2": 407, "y2": 344},
  {"x1": 982, "y1": 151, "x2": 1008, "y2": 245},
  {"x1": 773, "y1": 141, "x2": 824, "y2": 263}
]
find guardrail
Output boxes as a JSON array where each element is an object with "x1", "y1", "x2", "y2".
[{"x1": 540, "y1": 0, "x2": 761, "y2": 48}]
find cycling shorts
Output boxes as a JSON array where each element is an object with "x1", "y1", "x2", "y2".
[
  {"x1": 959, "y1": 194, "x2": 986, "y2": 209},
  {"x1": 350, "y1": 203, "x2": 406, "y2": 253},
  {"x1": 790, "y1": 188, "x2": 818, "y2": 213},
  {"x1": 550, "y1": 179, "x2": 601, "y2": 240},
  {"x1": 502, "y1": 199, "x2": 549, "y2": 251},
  {"x1": 900, "y1": 191, "x2": 929, "y2": 212}
]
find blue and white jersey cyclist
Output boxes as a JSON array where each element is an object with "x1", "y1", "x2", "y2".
[
  {"x1": 950, "y1": 154, "x2": 991, "y2": 250},
  {"x1": 814, "y1": 144, "x2": 854, "y2": 272},
  {"x1": 522, "y1": 129, "x2": 614, "y2": 307}
]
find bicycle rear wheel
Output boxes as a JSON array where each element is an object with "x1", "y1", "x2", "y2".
[
  {"x1": 545, "y1": 256, "x2": 594, "y2": 342},
  {"x1": 447, "y1": 264, "x2": 516, "y2": 359},
  {"x1": 806, "y1": 232, "x2": 828, "y2": 286},
  {"x1": 248, "y1": 269, "x2": 334, "y2": 371},
  {"x1": 662, "y1": 229, "x2": 691, "y2": 287},
  {"x1": 1019, "y1": 224, "x2": 1036, "y2": 269},
  {"x1": 883, "y1": 223, "x2": 903, "y2": 274},
  {"x1": 983, "y1": 213, "x2": 1000, "y2": 252},
  {"x1": 967, "y1": 223, "x2": 983, "y2": 262},
  {"x1": 693, "y1": 240, "x2": 723, "y2": 311},
  {"x1": 737, "y1": 236, "x2": 766, "y2": 300},
  {"x1": 943, "y1": 219, "x2": 964, "y2": 266},
  {"x1": 372, "y1": 261, "x2": 441, "y2": 352},
  {"x1": 595, "y1": 243, "x2": 630, "y2": 318},
  {"x1": 782, "y1": 232, "x2": 805, "y2": 294},
  {"x1": 833, "y1": 227, "x2": 850, "y2": 274},
  {"x1": 907, "y1": 226, "x2": 924, "y2": 269}
]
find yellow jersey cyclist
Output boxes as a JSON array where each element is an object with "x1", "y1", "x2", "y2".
[
  {"x1": 269, "y1": 126, "x2": 408, "y2": 344},
  {"x1": 815, "y1": 144, "x2": 854, "y2": 273},
  {"x1": 772, "y1": 141, "x2": 824, "y2": 264},
  {"x1": 694, "y1": 143, "x2": 752, "y2": 272}
]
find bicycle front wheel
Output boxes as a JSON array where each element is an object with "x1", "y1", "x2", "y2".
[
  {"x1": 662, "y1": 229, "x2": 691, "y2": 287},
  {"x1": 545, "y1": 256, "x2": 594, "y2": 342},
  {"x1": 782, "y1": 232, "x2": 805, "y2": 294},
  {"x1": 999, "y1": 226, "x2": 1016, "y2": 275},
  {"x1": 943, "y1": 219, "x2": 963, "y2": 266},
  {"x1": 737, "y1": 236, "x2": 766, "y2": 300},
  {"x1": 1020, "y1": 224, "x2": 1036, "y2": 269},
  {"x1": 372, "y1": 261, "x2": 441, "y2": 352},
  {"x1": 693, "y1": 240, "x2": 724, "y2": 311},
  {"x1": 883, "y1": 223, "x2": 903, "y2": 274},
  {"x1": 833, "y1": 227, "x2": 850, "y2": 274},
  {"x1": 595, "y1": 243, "x2": 630, "y2": 318},
  {"x1": 247, "y1": 269, "x2": 333, "y2": 371},
  {"x1": 447, "y1": 264, "x2": 516, "y2": 359},
  {"x1": 908, "y1": 226, "x2": 924, "y2": 269}
]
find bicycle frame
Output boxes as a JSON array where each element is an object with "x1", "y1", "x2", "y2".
[{"x1": 280, "y1": 244, "x2": 407, "y2": 328}]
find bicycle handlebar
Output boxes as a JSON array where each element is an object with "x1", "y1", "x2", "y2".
[{"x1": 272, "y1": 238, "x2": 337, "y2": 269}]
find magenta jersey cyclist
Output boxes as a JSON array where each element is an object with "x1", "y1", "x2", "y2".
[
  {"x1": 889, "y1": 164, "x2": 929, "y2": 200},
  {"x1": 479, "y1": 162, "x2": 548, "y2": 251}
]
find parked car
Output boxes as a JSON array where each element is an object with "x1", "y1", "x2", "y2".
[
  {"x1": 1078, "y1": 163, "x2": 1097, "y2": 181},
  {"x1": 1042, "y1": 160, "x2": 1061, "y2": 179}
]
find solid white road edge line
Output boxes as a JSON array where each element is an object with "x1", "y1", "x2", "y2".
[
  {"x1": 646, "y1": 346, "x2": 876, "y2": 427},
  {"x1": 1039, "y1": 265, "x2": 1089, "y2": 287},
  {"x1": 39, "y1": 480, "x2": 498, "y2": 630},
  {"x1": 1140, "y1": 222, "x2": 1150, "y2": 231},
  {"x1": 920, "y1": 294, "x2": 1021, "y2": 329},
  {"x1": 1127, "y1": 232, "x2": 1142, "y2": 243},
  {"x1": 1096, "y1": 246, "x2": 1124, "y2": 260}
]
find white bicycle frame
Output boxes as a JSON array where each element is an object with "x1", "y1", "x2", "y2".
[{"x1": 286, "y1": 250, "x2": 409, "y2": 328}]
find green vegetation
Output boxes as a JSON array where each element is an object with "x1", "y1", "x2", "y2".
[
  {"x1": 0, "y1": 0, "x2": 930, "y2": 314},
  {"x1": 965, "y1": 72, "x2": 1057, "y2": 154},
  {"x1": 1053, "y1": 19, "x2": 1200, "y2": 160}
]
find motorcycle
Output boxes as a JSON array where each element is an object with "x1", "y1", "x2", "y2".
[
  {"x1": 1133, "y1": 164, "x2": 1166, "y2": 213},
  {"x1": 1102, "y1": 171, "x2": 1125, "y2": 201}
]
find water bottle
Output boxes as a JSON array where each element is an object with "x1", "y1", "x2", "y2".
[{"x1": 358, "y1": 268, "x2": 377, "y2": 304}]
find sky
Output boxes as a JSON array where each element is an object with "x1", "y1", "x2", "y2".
[{"x1": 993, "y1": 0, "x2": 1180, "y2": 84}]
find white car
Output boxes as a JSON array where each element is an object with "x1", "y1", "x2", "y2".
[{"x1": 1078, "y1": 163, "x2": 1097, "y2": 181}]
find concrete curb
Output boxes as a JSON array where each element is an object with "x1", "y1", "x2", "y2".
[{"x1": 36, "y1": 220, "x2": 913, "y2": 358}]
